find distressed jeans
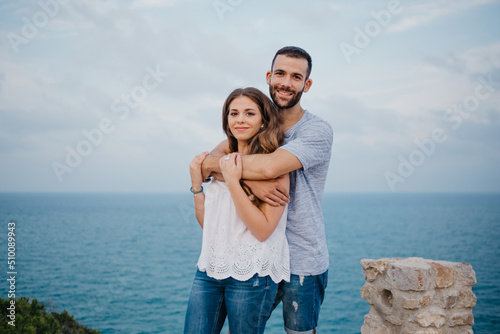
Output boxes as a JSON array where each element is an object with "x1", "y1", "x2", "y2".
[
  {"x1": 184, "y1": 269, "x2": 278, "y2": 334},
  {"x1": 273, "y1": 270, "x2": 328, "y2": 334}
]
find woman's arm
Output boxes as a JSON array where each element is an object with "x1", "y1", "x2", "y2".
[
  {"x1": 221, "y1": 153, "x2": 290, "y2": 242},
  {"x1": 190, "y1": 152, "x2": 209, "y2": 228}
]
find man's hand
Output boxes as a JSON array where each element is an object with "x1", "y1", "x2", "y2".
[{"x1": 244, "y1": 176, "x2": 290, "y2": 207}]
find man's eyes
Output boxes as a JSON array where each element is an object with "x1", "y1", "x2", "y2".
[{"x1": 275, "y1": 72, "x2": 303, "y2": 80}]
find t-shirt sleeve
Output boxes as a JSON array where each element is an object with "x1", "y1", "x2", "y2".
[{"x1": 280, "y1": 120, "x2": 333, "y2": 171}]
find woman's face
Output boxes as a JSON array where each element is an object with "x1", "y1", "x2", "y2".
[{"x1": 227, "y1": 96, "x2": 263, "y2": 143}]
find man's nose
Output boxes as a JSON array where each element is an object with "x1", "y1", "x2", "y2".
[{"x1": 281, "y1": 75, "x2": 292, "y2": 87}]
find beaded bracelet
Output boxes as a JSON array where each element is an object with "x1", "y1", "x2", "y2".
[{"x1": 190, "y1": 186, "x2": 203, "y2": 194}]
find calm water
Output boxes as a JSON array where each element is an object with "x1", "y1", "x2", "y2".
[{"x1": 0, "y1": 193, "x2": 499, "y2": 333}]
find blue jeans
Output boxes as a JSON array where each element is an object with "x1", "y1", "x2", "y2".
[
  {"x1": 273, "y1": 270, "x2": 328, "y2": 334},
  {"x1": 184, "y1": 269, "x2": 278, "y2": 334}
]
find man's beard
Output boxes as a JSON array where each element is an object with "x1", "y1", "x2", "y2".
[{"x1": 269, "y1": 84, "x2": 304, "y2": 110}]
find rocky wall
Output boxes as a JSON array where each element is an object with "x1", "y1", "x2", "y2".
[{"x1": 360, "y1": 258, "x2": 477, "y2": 334}]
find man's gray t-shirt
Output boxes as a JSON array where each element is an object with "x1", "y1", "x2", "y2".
[{"x1": 279, "y1": 110, "x2": 333, "y2": 276}]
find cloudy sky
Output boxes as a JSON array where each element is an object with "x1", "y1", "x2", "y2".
[{"x1": 1, "y1": 0, "x2": 499, "y2": 193}]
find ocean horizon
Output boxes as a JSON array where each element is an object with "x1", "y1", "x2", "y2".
[{"x1": 1, "y1": 192, "x2": 499, "y2": 333}]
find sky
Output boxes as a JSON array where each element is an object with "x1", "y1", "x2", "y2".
[{"x1": 0, "y1": 0, "x2": 499, "y2": 193}]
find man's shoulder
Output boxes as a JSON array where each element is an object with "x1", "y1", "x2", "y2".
[
  {"x1": 299, "y1": 111, "x2": 333, "y2": 136},
  {"x1": 301, "y1": 110, "x2": 331, "y2": 127}
]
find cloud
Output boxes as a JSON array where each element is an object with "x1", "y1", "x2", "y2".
[
  {"x1": 387, "y1": 0, "x2": 497, "y2": 33},
  {"x1": 130, "y1": 0, "x2": 180, "y2": 9},
  {"x1": 0, "y1": 0, "x2": 499, "y2": 192}
]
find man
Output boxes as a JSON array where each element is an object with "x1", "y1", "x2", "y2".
[{"x1": 203, "y1": 46, "x2": 333, "y2": 333}]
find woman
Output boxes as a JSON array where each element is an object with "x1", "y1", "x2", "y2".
[{"x1": 184, "y1": 87, "x2": 290, "y2": 334}]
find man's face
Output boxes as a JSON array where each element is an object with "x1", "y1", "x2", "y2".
[{"x1": 267, "y1": 55, "x2": 312, "y2": 110}]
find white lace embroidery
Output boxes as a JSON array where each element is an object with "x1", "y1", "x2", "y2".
[{"x1": 197, "y1": 180, "x2": 290, "y2": 283}]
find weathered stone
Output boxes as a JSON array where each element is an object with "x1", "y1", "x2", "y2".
[
  {"x1": 444, "y1": 293, "x2": 458, "y2": 309},
  {"x1": 361, "y1": 284, "x2": 376, "y2": 305},
  {"x1": 361, "y1": 258, "x2": 396, "y2": 282},
  {"x1": 402, "y1": 294, "x2": 433, "y2": 310},
  {"x1": 415, "y1": 329, "x2": 443, "y2": 334},
  {"x1": 365, "y1": 269, "x2": 380, "y2": 282},
  {"x1": 458, "y1": 290, "x2": 477, "y2": 308},
  {"x1": 361, "y1": 258, "x2": 396, "y2": 272},
  {"x1": 361, "y1": 258, "x2": 477, "y2": 333},
  {"x1": 361, "y1": 314, "x2": 391, "y2": 334},
  {"x1": 402, "y1": 298, "x2": 419, "y2": 310},
  {"x1": 456, "y1": 263, "x2": 477, "y2": 286},
  {"x1": 382, "y1": 289, "x2": 394, "y2": 307},
  {"x1": 449, "y1": 313, "x2": 474, "y2": 327},
  {"x1": 412, "y1": 308, "x2": 446, "y2": 328},
  {"x1": 387, "y1": 315, "x2": 402, "y2": 326},
  {"x1": 387, "y1": 258, "x2": 431, "y2": 291},
  {"x1": 419, "y1": 294, "x2": 433, "y2": 308},
  {"x1": 430, "y1": 262, "x2": 455, "y2": 288}
]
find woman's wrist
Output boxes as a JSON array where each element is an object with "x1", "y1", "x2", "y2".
[
  {"x1": 225, "y1": 177, "x2": 240, "y2": 190},
  {"x1": 190, "y1": 185, "x2": 203, "y2": 193}
]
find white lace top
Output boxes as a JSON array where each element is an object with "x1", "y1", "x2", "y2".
[{"x1": 197, "y1": 179, "x2": 290, "y2": 283}]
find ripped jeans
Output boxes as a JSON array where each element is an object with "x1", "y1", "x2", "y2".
[
  {"x1": 184, "y1": 269, "x2": 278, "y2": 334},
  {"x1": 272, "y1": 270, "x2": 328, "y2": 334}
]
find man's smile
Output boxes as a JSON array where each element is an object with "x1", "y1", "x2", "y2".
[{"x1": 276, "y1": 89, "x2": 294, "y2": 97}]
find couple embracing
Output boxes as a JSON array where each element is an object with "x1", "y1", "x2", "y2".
[{"x1": 185, "y1": 46, "x2": 333, "y2": 334}]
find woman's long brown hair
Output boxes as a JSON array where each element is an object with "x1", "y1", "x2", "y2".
[{"x1": 222, "y1": 87, "x2": 284, "y2": 207}]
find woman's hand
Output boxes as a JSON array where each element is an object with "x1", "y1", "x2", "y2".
[
  {"x1": 219, "y1": 153, "x2": 242, "y2": 186},
  {"x1": 190, "y1": 152, "x2": 209, "y2": 191}
]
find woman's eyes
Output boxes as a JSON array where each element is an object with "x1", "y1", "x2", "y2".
[{"x1": 230, "y1": 112, "x2": 255, "y2": 116}]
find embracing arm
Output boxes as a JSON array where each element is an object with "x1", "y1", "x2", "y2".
[
  {"x1": 236, "y1": 149, "x2": 301, "y2": 207},
  {"x1": 222, "y1": 153, "x2": 290, "y2": 242},
  {"x1": 201, "y1": 140, "x2": 229, "y2": 181},
  {"x1": 203, "y1": 142, "x2": 302, "y2": 180},
  {"x1": 241, "y1": 148, "x2": 302, "y2": 180},
  {"x1": 203, "y1": 142, "x2": 302, "y2": 207}
]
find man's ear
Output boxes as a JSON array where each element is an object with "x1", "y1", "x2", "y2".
[
  {"x1": 266, "y1": 71, "x2": 272, "y2": 85},
  {"x1": 303, "y1": 78, "x2": 313, "y2": 93}
]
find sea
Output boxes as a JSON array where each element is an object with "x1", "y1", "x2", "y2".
[{"x1": 0, "y1": 192, "x2": 499, "y2": 333}]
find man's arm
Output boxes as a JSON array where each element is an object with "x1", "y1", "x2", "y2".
[
  {"x1": 241, "y1": 148, "x2": 302, "y2": 180},
  {"x1": 202, "y1": 141, "x2": 302, "y2": 206},
  {"x1": 239, "y1": 149, "x2": 301, "y2": 207},
  {"x1": 203, "y1": 142, "x2": 302, "y2": 180},
  {"x1": 202, "y1": 140, "x2": 229, "y2": 180}
]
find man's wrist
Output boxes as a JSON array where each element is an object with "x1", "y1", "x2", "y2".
[
  {"x1": 204, "y1": 155, "x2": 220, "y2": 173},
  {"x1": 201, "y1": 156, "x2": 214, "y2": 180}
]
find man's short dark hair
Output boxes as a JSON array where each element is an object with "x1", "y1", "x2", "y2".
[{"x1": 271, "y1": 46, "x2": 312, "y2": 79}]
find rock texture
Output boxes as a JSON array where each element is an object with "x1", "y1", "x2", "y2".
[{"x1": 360, "y1": 258, "x2": 476, "y2": 334}]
